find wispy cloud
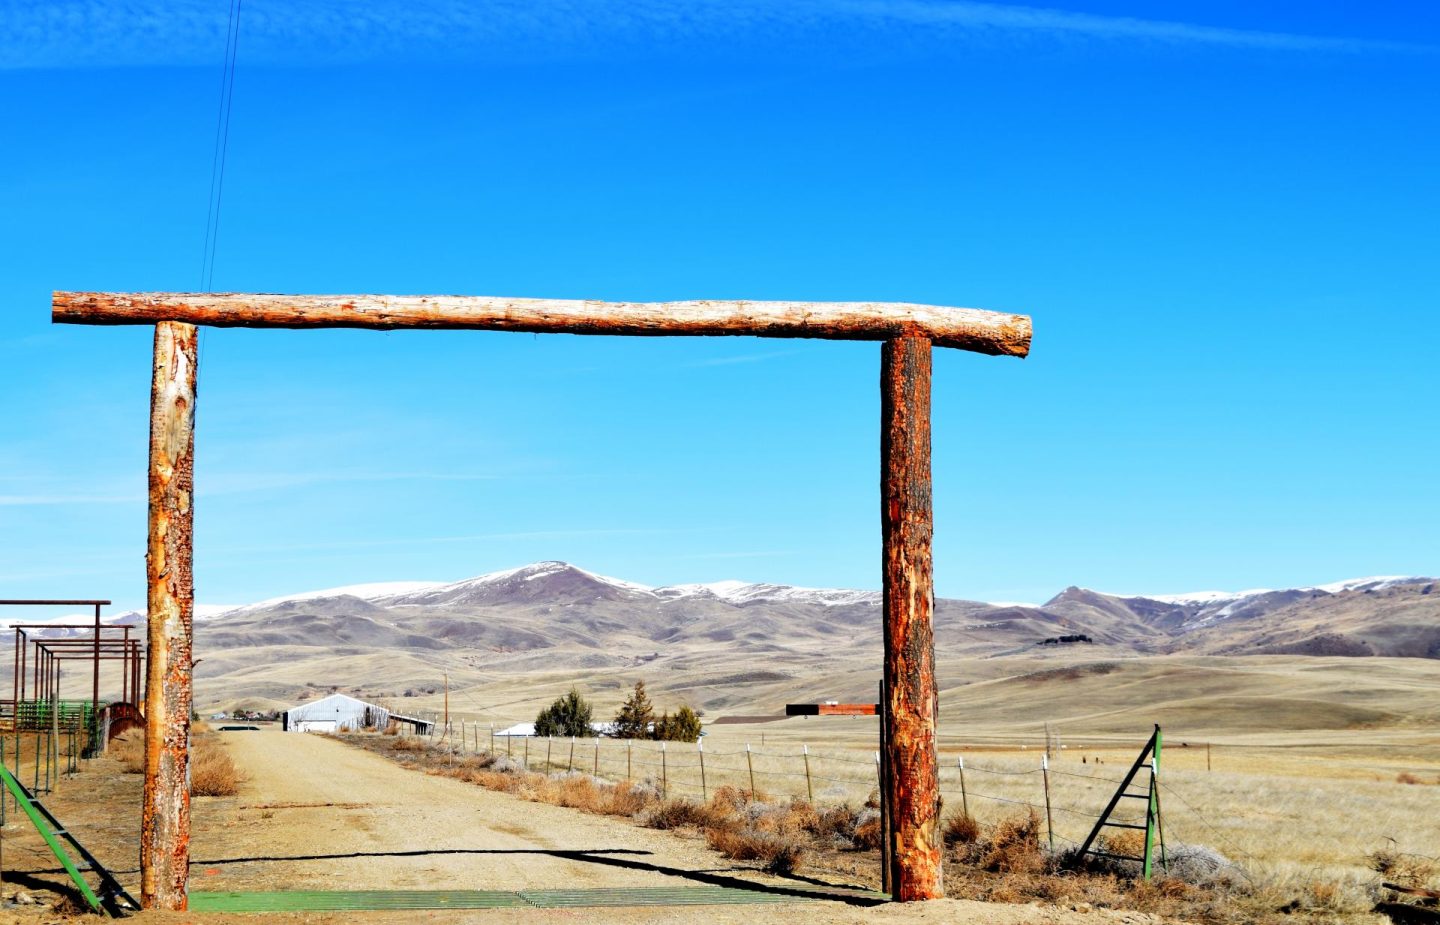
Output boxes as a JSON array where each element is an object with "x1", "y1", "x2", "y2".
[
  {"x1": 836, "y1": 1, "x2": 1424, "y2": 53},
  {"x1": 2, "y1": 0, "x2": 1427, "y2": 70},
  {"x1": 667, "y1": 550, "x2": 798, "y2": 560},
  {"x1": 198, "y1": 470, "x2": 500, "y2": 497},
  {"x1": 0, "y1": 472, "x2": 503, "y2": 506},
  {"x1": 681, "y1": 349, "x2": 803, "y2": 369},
  {"x1": 0, "y1": 493, "x2": 141, "y2": 506},
  {"x1": 209, "y1": 527, "x2": 684, "y2": 556}
]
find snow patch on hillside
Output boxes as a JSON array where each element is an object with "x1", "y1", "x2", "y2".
[
  {"x1": 1120, "y1": 575, "x2": 1428, "y2": 607},
  {"x1": 173, "y1": 565, "x2": 1433, "y2": 624},
  {"x1": 226, "y1": 581, "x2": 444, "y2": 614}
]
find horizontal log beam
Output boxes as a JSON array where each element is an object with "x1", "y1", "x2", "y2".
[{"x1": 53, "y1": 292, "x2": 1031, "y2": 357}]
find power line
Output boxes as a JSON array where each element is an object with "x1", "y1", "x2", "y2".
[{"x1": 200, "y1": 0, "x2": 243, "y2": 293}]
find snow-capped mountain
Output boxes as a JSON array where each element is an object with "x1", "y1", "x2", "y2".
[
  {"x1": 106, "y1": 561, "x2": 1437, "y2": 709},
  {"x1": 1098, "y1": 576, "x2": 1433, "y2": 632},
  {"x1": 210, "y1": 561, "x2": 885, "y2": 615},
  {"x1": 48, "y1": 561, "x2": 1427, "y2": 672},
  {"x1": 201, "y1": 563, "x2": 1432, "y2": 629}
]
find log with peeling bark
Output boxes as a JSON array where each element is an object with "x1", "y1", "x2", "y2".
[
  {"x1": 880, "y1": 332, "x2": 944, "y2": 900},
  {"x1": 53, "y1": 291, "x2": 1032, "y2": 357},
  {"x1": 142, "y1": 321, "x2": 198, "y2": 911}
]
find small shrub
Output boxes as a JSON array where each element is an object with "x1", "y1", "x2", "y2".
[
  {"x1": 1397, "y1": 771, "x2": 1423, "y2": 785},
  {"x1": 190, "y1": 739, "x2": 242, "y2": 796},
  {"x1": 604, "y1": 781, "x2": 653, "y2": 817},
  {"x1": 809, "y1": 804, "x2": 858, "y2": 843},
  {"x1": 978, "y1": 810, "x2": 1045, "y2": 874},
  {"x1": 455, "y1": 753, "x2": 497, "y2": 771},
  {"x1": 1163, "y1": 843, "x2": 1236, "y2": 888},
  {"x1": 852, "y1": 809, "x2": 882, "y2": 850},
  {"x1": 705, "y1": 828, "x2": 806, "y2": 875},
  {"x1": 391, "y1": 737, "x2": 427, "y2": 752},
  {"x1": 774, "y1": 799, "x2": 820, "y2": 836},
  {"x1": 643, "y1": 798, "x2": 711, "y2": 830},
  {"x1": 1370, "y1": 846, "x2": 1438, "y2": 888},
  {"x1": 943, "y1": 812, "x2": 980, "y2": 847}
]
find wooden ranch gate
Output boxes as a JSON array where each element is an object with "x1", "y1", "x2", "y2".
[{"x1": 53, "y1": 291, "x2": 1032, "y2": 909}]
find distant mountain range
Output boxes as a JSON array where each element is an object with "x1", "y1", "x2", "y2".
[
  {"x1": 22, "y1": 562, "x2": 1439, "y2": 661},
  {"x1": 13, "y1": 562, "x2": 1437, "y2": 712}
]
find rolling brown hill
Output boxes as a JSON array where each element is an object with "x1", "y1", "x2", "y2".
[{"x1": 13, "y1": 562, "x2": 1436, "y2": 741}]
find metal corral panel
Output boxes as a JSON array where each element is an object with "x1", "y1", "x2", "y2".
[{"x1": 281, "y1": 693, "x2": 389, "y2": 733}]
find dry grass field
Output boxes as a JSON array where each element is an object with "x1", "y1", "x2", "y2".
[
  {"x1": 9, "y1": 622, "x2": 1438, "y2": 921},
  {"x1": 382, "y1": 721, "x2": 1440, "y2": 906},
  {"x1": 336, "y1": 725, "x2": 1440, "y2": 923},
  {"x1": 357, "y1": 652, "x2": 1440, "y2": 920}
]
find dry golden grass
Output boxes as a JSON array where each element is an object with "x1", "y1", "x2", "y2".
[
  {"x1": 943, "y1": 811, "x2": 980, "y2": 847},
  {"x1": 851, "y1": 813, "x2": 881, "y2": 850},
  {"x1": 338, "y1": 728, "x2": 1430, "y2": 923},
  {"x1": 704, "y1": 826, "x2": 806, "y2": 874},
  {"x1": 191, "y1": 737, "x2": 242, "y2": 796},
  {"x1": 110, "y1": 730, "x2": 144, "y2": 773},
  {"x1": 108, "y1": 728, "x2": 241, "y2": 795}
]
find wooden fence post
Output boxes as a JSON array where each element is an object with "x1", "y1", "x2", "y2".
[
  {"x1": 546, "y1": 737, "x2": 552, "y2": 772},
  {"x1": 880, "y1": 332, "x2": 942, "y2": 900},
  {"x1": 142, "y1": 320, "x2": 198, "y2": 910},
  {"x1": 523, "y1": 736, "x2": 529, "y2": 770},
  {"x1": 627, "y1": 739, "x2": 632, "y2": 780},
  {"x1": 660, "y1": 742, "x2": 668, "y2": 798},
  {"x1": 802, "y1": 744, "x2": 813, "y2": 803},
  {"x1": 568, "y1": 737, "x2": 575, "y2": 773},
  {"x1": 746, "y1": 743, "x2": 756, "y2": 797},
  {"x1": 594, "y1": 737, "x2": 600, "y2": 776},
  {"x1": 958, "y1": 757, "x2": 969, "y2": 818},
  {"x1": 1042, "y1": 755, "x2": 1054, "y2": 851},
  {"x1": 698, "y1": 739, "x2": 707, "y2": 801}
]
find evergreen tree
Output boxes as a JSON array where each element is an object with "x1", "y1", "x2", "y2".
[
  {"x1": 652, "y1": 704, "x2": 703, "y2": 743},
  {"x1": 534, "y1": 687, "x2": 594, "y2": 738},
  {"x1": 613, "y1": 680, "x2": 655, "y2": 740}
]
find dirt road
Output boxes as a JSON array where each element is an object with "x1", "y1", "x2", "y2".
[
  {"x1": 194, "y1": 729, "x2": 731, "y2": 894},
  {"x1": 1, "y1": 731, "x2": 1178, "y2": 924}
]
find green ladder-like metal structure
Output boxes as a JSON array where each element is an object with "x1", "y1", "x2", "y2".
[
  {"x1": 1076, "y1": 724, "x2": 1167, "y2": 879},
  {"x1": 0, "y1": 762, "x2": 138, "y2": 916}
]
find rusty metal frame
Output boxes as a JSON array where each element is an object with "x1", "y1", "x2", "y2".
[
  {"x1": 0, "y1": 602, "x2": 140, "y2": 739},
  {"x1": 53, "y1": 291, "x2": 1032, "y2": 909}
]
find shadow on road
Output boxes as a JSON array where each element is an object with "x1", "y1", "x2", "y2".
[{"x1": 182, "y1": 847, "x2": 886, "y2": 906}]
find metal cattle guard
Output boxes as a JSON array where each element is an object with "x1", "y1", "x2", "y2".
[{"x1": 54, "y1": 291, "x2": 1032, "y2": 908}]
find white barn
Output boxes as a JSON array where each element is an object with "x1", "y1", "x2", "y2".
[{"x1": 282, "y1": 693, "x2": 390, "y2": 733}]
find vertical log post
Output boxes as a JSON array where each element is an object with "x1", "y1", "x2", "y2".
[
  {"x1": 142, "y1": 321, "x2": 198, "y2": 910},
  {"x1": 880, "y1": 332, "x2": 943, "y2": 901},
  {"x1": 878, "y1": 679, "x2": 893, "y2": 895}
]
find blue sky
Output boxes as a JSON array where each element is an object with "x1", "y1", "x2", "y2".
[{"x1": 2, "y1": 1, "x2": 1437, "y2": 612}]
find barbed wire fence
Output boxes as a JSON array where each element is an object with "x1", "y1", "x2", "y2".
[
  {"x1": 398, "y1": 719, "x2": 1197, "y2": 853},
  {"x1": 378, "y1": 714, "x2": 1440, "y2": 882}
]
